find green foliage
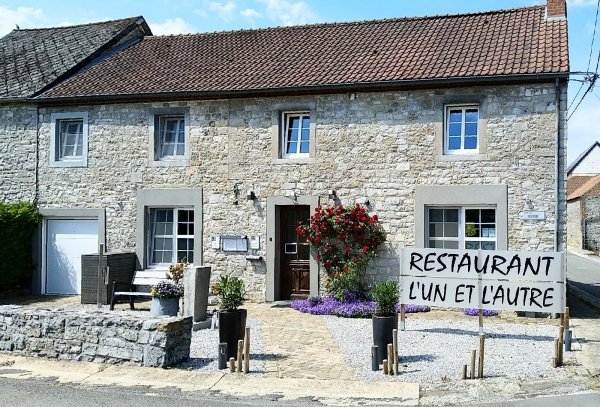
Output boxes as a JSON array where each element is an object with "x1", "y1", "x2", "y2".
[
  {"x1": 217, "y1": 275, "x2": 246, "y2": 311},
  {"x1": 372, "y1": 281, "x2": 399, "y2": 316},
  {"x1": 325, "y1": 261, "x2": 363, "y2": 302},
  {"x1": 0, "y1": 202, "x2": 42, "y2": 290},
  {"x1": 166, "y1": 262, "x2": 186, "y2": 283}
]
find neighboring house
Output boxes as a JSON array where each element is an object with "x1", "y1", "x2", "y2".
[
  {"x1": 0, "y1": 17, "x2": 152, "y2": 294},
  {"x1": 567, "y1": 141, "x2": 600, "y2": 176},
  {"x1": 566, "y1": 141, "x2": 600, "y2": 251},
  {"x1": 3, "y1": 0, "x2": 568, "y2": 301},
  {"x1": 567, "y1": 172, "x2": 600, "y2": 252}
]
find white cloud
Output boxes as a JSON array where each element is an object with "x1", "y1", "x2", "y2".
[
  {"x1": 0, "y1": 6, "x2": 43, "y2": 36},
  {"x1": 207, "y1": 1, "x2": 237, "y2": 21},
  {"x1": 150, "y1": 18, "x2": 197, "y2": 35},
  {"x1": 568, "y1": 0, "x2": 597, "y2": 7},
  {"x1": 241, "y1": 8, "x2": 261, "y2": 18},
  {"x1": 258, "y1": 0, "x2": 319, "y2": 26}
]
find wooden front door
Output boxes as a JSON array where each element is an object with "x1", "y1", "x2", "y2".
[{"x1": 279, "y1": 205, "x2": 310, "y2": 300}]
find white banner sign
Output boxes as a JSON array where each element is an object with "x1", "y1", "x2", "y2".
[{"x1": 400, "y1": 248, "x2": 565, "y2": 313}]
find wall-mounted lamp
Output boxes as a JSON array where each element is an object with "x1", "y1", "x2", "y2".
[
  {"x1": 349, "y1": 93, "x2": 357, "y2": 101},
  {"x1": 356, "y1": 197, "x2": 370, "y2": 206},
  {"x1": 233, "y1": 182, "x2": 240, "y2": 205},
  {"x1": 246, "y1": 190, "x2": 256, "y2": 201},
  {"x1": 328, "y1": 189, "x2": 337, "y2": 200},
  {"x1": 525, "y1": 198, "x2": 534, "y2": 210}
]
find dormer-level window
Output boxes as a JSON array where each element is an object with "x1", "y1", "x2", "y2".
[
  {"x1": 444, "y1": 106, "x2": 479, "y2": 154},
  {"x1": 282, "y1": 112, "x2": 310, "y2": 159},
  {"x1": 50, "y1": 112, "x2": 88, "y2": 167},
  {"x1": 156, "y1": 115, "x2": 185, "y2": 160}
]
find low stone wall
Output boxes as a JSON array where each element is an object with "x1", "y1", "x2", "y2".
[{"x1": 0, "y1": 306, "x2": 192, "y2": 368}]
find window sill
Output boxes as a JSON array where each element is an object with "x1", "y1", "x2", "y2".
[
  {"x1": 272, "y1": 158, "x2": 315, "y2": 165},
  {"x1": 152, "y1": 159, "x2": 187, "y2": 167},
  {"x1": 438, "y1": 153, "x2": 487, "y2": 162},
  {"x1": 49, "y1": 160, "x2": 87, "y2": 168}
]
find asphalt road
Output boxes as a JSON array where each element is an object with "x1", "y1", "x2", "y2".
[
  {"x1": 0, "y1": 376, "x2": 314, "y2": 407},
  {"x1": 567, "y1": 253, "x2": 600, "y2": 299}
]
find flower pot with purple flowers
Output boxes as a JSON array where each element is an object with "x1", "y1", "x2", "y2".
[{"x1": 150, "y1": 280, "x2": 184, "y2": 317}]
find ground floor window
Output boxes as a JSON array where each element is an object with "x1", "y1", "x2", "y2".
[
  {"x1": 149, "y1": 208, "x2": 194, "y2": 265},
  {"x1": 427, "y1": 207, "x2": 496, "y2": 250}
]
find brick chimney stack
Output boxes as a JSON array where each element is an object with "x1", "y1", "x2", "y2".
[{"x1": 547, "y1": 0, "x2": 567, "y2": 19}]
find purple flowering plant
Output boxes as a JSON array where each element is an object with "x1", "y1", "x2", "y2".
[
  {"x1": 291, "y1": 290, "x2": 430, "y2": 318},
  {"x1": 150, "y1": 280, "x2": 184, "y2": 299},
  {"x1": 464, "y1": 308, "x2": 499, "y2": 316}
]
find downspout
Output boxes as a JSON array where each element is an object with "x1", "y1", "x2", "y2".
[
  {"x1": 554, "y1": 78, "x2": 561, "y2": 252},
  {"x1": 34, "y1": 105, "x2": 39, "y2": 203}
]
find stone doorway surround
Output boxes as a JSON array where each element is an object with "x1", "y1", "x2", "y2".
[{"x1": 266, "y1": 195, "x2": 320, "y2": 302}]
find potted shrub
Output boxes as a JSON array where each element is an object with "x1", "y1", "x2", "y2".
[
  {"x1": 217, "y1": 275, "x2": 247, "y2": 359},
  {"x1": 150, "y1": 280, "x2": 184, "y2": 317},
  {"x1": 372, "y1": 280, "x2": 399, "y2": 364}
]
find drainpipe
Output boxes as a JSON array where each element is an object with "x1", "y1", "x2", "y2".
[
  {"x1": 34, "y1": 105, "x2": 39, "y2": 203},
  {"x1": 554, "y1": 78, "x2": 561, "y2": 252}
]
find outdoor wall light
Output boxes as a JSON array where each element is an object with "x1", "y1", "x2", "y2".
[
  {"x1": 246, "y1": 190, "x2": 256, "y2": 201},
  {"x1": 233, "y1": 182, "x2": 240, "y2": 205},
  {"x1": 328, "y1": 189, "x2": 336, "y2": 199}
]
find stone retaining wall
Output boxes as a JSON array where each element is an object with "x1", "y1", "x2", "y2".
[{"x1": 0, "y1": 306, "x2": 191, "y2": 368}]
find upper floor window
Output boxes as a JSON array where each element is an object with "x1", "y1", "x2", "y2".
[
  {"x1": 282, "y1": 112, "x2": 310, "y2": 159},
  {"x1": 156, "y1": 115, "x2": 185, "y2": 160},
  {"x1": 49, "y1": 112, "x2": 88, "y2": 167},
  {"x1": 427, "y1": 207, "x2": 496, "y2": 250},
  {"x1": 444, "y1": 106, "x2": 479, "y2": 154}
]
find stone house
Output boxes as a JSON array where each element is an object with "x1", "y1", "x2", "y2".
[
  {"x1": 567, "y1": 142, "x2": 600, "y2": 251},
  {"x1": 2, "y1": 1, "x2": 568, "y2": 301}
]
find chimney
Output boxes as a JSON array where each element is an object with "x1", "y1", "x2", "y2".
[{"x1": 547, "y1": 0, "x2": 567, "y2": 20}]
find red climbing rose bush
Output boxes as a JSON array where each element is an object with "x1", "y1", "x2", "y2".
[{"x1": 296, "y1": 204, "x2": 386, "y2": 301}]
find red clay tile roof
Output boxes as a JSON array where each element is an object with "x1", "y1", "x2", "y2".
[
  {"x1": 568, "y1": 175, "x2": 600, "y2": 200},
  {"x1": 568, "y1": 176, "x2": 595, "y2": 196},
  {"x1": 38, "y1": 5, "x2": 568, "y2": 100},
  {"x1": 0, "y1": 17, "x2": 149, "y2": 99}
]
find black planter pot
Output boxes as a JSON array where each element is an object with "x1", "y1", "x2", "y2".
[
  {"x1": 372, "y1": 314, "x2": 398, "y2": 364},
  {"x1": 218, "y1": 309, "x2": 247, "y2": 359}
]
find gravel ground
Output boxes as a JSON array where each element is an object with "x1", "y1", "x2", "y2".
[
  {"x1": 179, "y1": 317, "x2": 266, "y2": 374},
  {"x1": 323, "y1": 316, "x2": 569, "y2": 383}
]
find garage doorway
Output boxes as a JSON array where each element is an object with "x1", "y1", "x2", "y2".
[{"x1": 45, "y1": 219, "x2": 98, "y2": 295}]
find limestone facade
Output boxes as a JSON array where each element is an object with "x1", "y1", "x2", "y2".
[
  {"x1": 0, "y1": 103, "x2": 37, "y2": 203},
  {"x1": 29, "y1": 82, "x2": 567, "y2": 301}
]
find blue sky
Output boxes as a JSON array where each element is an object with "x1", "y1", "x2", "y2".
[{"x1": 1, "y1": 0, "x2": 598, "y2": 163}]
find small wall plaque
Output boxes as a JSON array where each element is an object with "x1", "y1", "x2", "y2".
[
  {"x1": 249, "y1": 235, "x2": 260, "y2": 250},
  {"x1": 521, "y1": 211, "x2": 545, "y2": 220}
]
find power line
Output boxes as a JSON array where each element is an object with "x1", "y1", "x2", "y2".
[
  {"x1": 567, "y1": 74, "x2": 597, "y2": 121},
  {"x1": 588, "y1": 0, "x2": 600, "y2": 73}
]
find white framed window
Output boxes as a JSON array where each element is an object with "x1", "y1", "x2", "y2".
[
  {"x1": 427, "y1": 207, "x2": 496, "y2": 250},
  {"x1": 49, "y1": 112, "x2": 88, "y2": 167},
  {"x1": 155, "y1": 115, "x2": 185, "y2": 160},
  {"x1": 281, "y1": 112, "x2": 310, "y2": 159},
  {"x1": 148, "y1": 208, "x2": 194, "y2": 266},
  {"x1": 444, "y1": 105, "x2": 479, "y2": 154}
]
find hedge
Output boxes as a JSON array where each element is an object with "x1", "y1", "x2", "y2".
[{"x1": 0, "y1": 202, "x2": 42, "y2": 289}]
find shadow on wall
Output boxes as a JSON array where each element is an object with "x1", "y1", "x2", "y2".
[{"x1": 46, "y1": 240, "x2": 78, "y2": 295}]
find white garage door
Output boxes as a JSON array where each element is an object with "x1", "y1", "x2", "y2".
[{"x1": 46, "y1": 219, "x2": 98, "y2": 295}]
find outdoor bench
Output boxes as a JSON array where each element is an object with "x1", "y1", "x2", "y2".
[{"x1": 110, "y1": 269, "x2": 168, "y2": 310}]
